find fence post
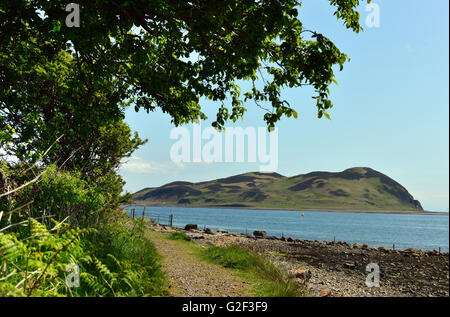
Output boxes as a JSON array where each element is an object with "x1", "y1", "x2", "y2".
[
  {"x1": 393, "y1": 244, "x2": 395, "y2": 250},
  {"x1": 132, "y1": 208, "x2": 135, "y2": 219},
  {"x1": 169, "y1": 214, "x2": 173, "y2": 227}
]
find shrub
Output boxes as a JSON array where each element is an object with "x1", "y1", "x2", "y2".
[
  {"x1": 0, "y1": 215, "x2": 166, "y2": 297},
  {"x1": 16, "y1": 165, "x2": 107, "y2": 227}
]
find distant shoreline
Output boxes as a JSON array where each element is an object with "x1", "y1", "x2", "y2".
[{"x1": 128, "y1": 202, "x2": 449, "y2": 216}]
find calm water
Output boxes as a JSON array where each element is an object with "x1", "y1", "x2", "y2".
[{"x1": 125, "y1": 206, "x2": 449, "y2": 251}]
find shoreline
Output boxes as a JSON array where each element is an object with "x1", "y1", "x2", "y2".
[
  {"x1": 129, "y1": 203, "x2": 449, "y2": 216},
  {"x1": 167, "y1": 222, "x2": 449, "y2": 253},
  {"x1": 150, "y1": 222, "x2": 450, "y2": 297}
]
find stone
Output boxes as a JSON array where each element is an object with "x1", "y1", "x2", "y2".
[
  {"x1": 320, "y1": 288, "x2": 331, "y2": 297},
  {"x1": 287, "y1": 237, "x2": 294, "y2": 242},
  {"x1": 292, "y1": 269, "x2": 312, "y2": 281},
  {"x1": 184, "y1": 224, "x2": 198, "y2": 231},
  {"x1": 253, "y1": 230, "x2": 267, "y2": 238},
  {"x1": 204, "y1": 228, "x2": 216, "y2": 235},
  {"x1": 353, "y1": 243, "x2": 362, "y2": 249},
  {"x1": 362, "y1": 244, "x2": 369, "y2": 249},
  {"x1": 344, "y1": 262, "x2": 356, "y2": 269},
  {"x1": 217, "y1": 228, "x2": 228, "y2": 233}
]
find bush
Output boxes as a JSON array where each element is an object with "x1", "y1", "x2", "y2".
[
  {"x1": 0, "y1": 214, "x2": 167, "y2": 297},
  {"x1": 0, "y1": 218, "x2": 92, "y2": 296},
  {"x1": 16, "y1": 165, "x2": 107, "y2": 228},
  {"x1": 81, "y1": 218, "x2": 166, "y2": 296}
]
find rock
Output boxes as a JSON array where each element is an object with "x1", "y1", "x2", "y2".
[
  {"x1": 253, "y1": 230, "x2": 267, "y2": 238},
  {"x1": 353, "y1": 243, "x2": 362, "y2": 249},
  {"x1": 378, "y1": 246, "x2": 390, "y2": 252},
  {"x1": 204, "y1": 228, "x2": 216, "y2": 235},
  {"x1": 292, "y1": 269, "x2": 312, "y2": 281},
  {"x1": 362, "y1": 244, "x2": 369, "y2": 249},
  {"x1": 287, "y1": 237, "x2": 294, "y2": 242},
  {"x1": 245, "y1": 234, "x2": 254, "y2": 239},
  {"x1": 320, "y1": 288, "x2": 331, "y2": 297},
  {"x1": 217, "y1": 228, "x2": 228, "y2": 233},
  {"x1": 184, "y1": 224, "x2": 198, "y2": 231},
  {"x1": 344, "y1": 262, "x2": 356, "y2": 269}
]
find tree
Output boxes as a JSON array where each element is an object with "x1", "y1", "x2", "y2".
[
  {"x1": 1, "y1": 0, "x2": 369, "y2": 213},
  {"x1": 0, "y1": 33, "x2": 144, "y2": 171},
  {"x1": 1, "y1": 0, "x2": 370, "y2": 133}
]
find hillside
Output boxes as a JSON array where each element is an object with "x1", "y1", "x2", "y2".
[{"x1": 132, "y1": 167, "x2": 423, "y2": 211}]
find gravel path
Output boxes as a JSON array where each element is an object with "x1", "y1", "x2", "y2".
[{"x1": 145, "y1": 230, "x2": 254, "y2": 297}]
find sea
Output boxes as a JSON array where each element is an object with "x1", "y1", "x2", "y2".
[{"x1": 124, "y1": 205, "x2": 449, "y2": 252}]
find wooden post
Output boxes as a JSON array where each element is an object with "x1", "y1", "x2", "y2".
[
  {"x1": 132, "y1": 208, "x2": 135, "y2": 219},
  {"x1": 169, "y1": 214, "x2": 173, "y2": 227},
  {"x1": 393, "y1": 244, "x2": 395, "y2": 250}
]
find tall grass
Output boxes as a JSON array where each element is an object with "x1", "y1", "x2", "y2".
[
  {"x1": 87, "y1": 219, "x2": 167, "y2": 296},
  {"x1": 202, "y1": 245, "x2": 305, "y2": 297},
  {"x1": 0, "y1": 213, "x2": 167, "y2": 297},
  {"x1": 168, "y1": 232, "x2": 192, "y2": 242}
]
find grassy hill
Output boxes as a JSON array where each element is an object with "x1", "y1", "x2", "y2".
[{"x1": 132, "y1": 167, "x2": 423, "y2": 211}]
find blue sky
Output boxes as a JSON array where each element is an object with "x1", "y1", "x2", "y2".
[{"x1": 119, "y1": 0, "x2": 449, "y2": 212}]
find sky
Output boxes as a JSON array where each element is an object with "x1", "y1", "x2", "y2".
[{"x1": 119, "y1": 0, "x2": 449, "y2": 212}]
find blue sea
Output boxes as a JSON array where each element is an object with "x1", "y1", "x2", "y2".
[{"x1": 124, "y1": 206, "x2": 449, "y2": 252}]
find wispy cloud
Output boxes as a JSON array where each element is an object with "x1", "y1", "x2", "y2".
[{"x1": 120, "y1": 157, "x2": 177, "y2": 174}]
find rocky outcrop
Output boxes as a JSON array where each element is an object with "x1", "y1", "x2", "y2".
[
  {"x1": 184, "y1": 224, "x2": 198, "y2": 231},
  {"x1": 253, "y1": 230, "x2": 267, "y2": 238}
]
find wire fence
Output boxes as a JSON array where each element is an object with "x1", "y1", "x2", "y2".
[{"x1": 125, "y1": 206, "x2": 173, "y2": 227}]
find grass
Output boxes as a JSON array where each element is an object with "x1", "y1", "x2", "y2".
[
  {"x1": 168, "y1": 232, "x2": 192, "y2": 242},
  {"x1": 82, "y1": 218, "x2": 168, "y2": 296},
  {"x1": 147, "y1": 229, "x2": 307, "y2": 297},
  {"x1": 201, "y1": 245, "x2": 306, "y2": 297}
]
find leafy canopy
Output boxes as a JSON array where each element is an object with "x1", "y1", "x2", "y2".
[{"x1": 1, "y1": 0, "x2": 370, "y2": 132}]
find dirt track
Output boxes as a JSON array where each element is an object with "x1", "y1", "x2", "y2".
[{"x1": 145, "y1": 230, "x2": 254, "y2": 297}]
